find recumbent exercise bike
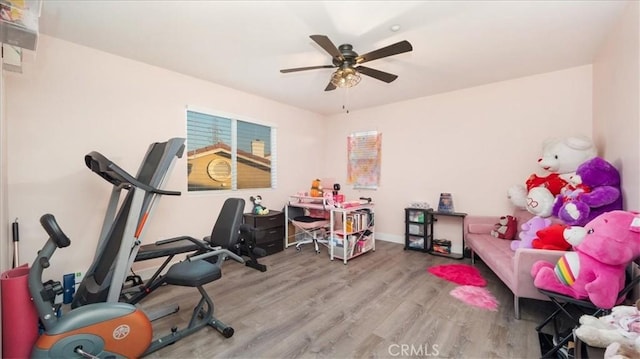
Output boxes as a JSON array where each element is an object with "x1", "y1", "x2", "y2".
[{"x1": 29, "y1": 214, "x2": 245, "y2": 358}]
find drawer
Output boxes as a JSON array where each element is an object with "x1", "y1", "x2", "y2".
[
  {"x1": 254, "y1": 226, "x2": 285, "y2": 245},
  {"x1": 259, "y1": 238, "x2": 284, "y2": 256},
  {"x1": 244, "y1": 211, "x2": 284, "y2": 230}
]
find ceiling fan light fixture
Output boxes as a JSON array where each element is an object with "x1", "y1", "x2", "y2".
[{"x1": 330, "y1": 67, "x2": 361, "y2": 88}]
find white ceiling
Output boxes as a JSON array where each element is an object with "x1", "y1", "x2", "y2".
[{"x1": 38, "y1": 1, "x2": 629, "y2": 116}]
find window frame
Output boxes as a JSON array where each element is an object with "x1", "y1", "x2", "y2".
[{"x1": 185, "y1": 106, "x2": 277, "y2": 193}]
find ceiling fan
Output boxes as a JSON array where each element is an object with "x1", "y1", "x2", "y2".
[{"x1": 280, "y1": 35, "x2": 413, "y2": 91}]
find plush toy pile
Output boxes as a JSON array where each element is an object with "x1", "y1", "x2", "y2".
[
  {"x1": 510, "y1": 216, "x2": 552, "y2": 251},
  {"x1": 576, "y1": 299, "x2": 640, "y2": 358},
  {"x1": 508, "y1": 136, "x2": 597, "y2": 217},
  {"x1": 531, "y1": 210, "x2": 640, "y2": 309}
]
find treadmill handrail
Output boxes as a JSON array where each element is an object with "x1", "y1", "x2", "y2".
[{"x1": 85, "y1": 151, "x2": 181, "y2": 196}]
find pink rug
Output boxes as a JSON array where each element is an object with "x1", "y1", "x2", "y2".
[
  {"x1": 450, "y1": 286, "x2": 499, "y2": 311},
  {"x1": 427, "y1": 264, "x2": 487, "y2": 287}
]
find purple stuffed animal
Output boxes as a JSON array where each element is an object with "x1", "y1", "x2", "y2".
[
  {"x1": 511, "y1": 216, "x2": 552, "y2": 251},
  {"x1": 552, "y1": 157, "x2": 623, "y2": 226}
]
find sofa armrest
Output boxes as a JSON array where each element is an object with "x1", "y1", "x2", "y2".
[
  {"x1": 464, "y1": 215, "x2": 499, "y2": 237},
  {"x1": 513, "y1": 248, "x2": 567, "y2": 299}
]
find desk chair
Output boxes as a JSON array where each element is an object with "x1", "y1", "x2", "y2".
[
  {"x1": 288, "y1": 206, "x2": 330, "y2": 254},
  {"x1": 536, "y1": 260, "x2": 640, "y2": 358}
]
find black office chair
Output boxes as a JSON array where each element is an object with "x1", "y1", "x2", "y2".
[{"x1": 536, "y1": 260, "x2": 640, "y2": 358}]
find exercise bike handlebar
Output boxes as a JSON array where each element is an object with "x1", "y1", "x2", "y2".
[
  {"x1": 29, "y1": 214, "x2": 70, "y2": 331},
  {"x1": 85, "y1": 151, "x2": 181, "y2": 196},
  {"x1": 40, "y1": 214, "x2": 70, "y2": 248}
]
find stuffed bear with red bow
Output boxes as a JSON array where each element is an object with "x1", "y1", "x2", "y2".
[{"x1": 508, "y1": 136, "x2": 597, "y2": 217}]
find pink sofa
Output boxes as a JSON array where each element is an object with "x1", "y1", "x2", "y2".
[{"x1": 464, "y1": 209, "x2": 568, "y2": 319}]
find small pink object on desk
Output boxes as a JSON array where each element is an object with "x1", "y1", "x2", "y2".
[{"x1": 341, "y1": 201, "x2": 361, "y2": 208}]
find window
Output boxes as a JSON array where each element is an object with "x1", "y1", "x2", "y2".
[{"x1": 186, "y1": 109, "x2": 276, "y2": 192}]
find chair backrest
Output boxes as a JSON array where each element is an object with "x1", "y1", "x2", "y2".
[
  {"x1": 208, "y1": 198, "x2": 246, "y2": 249},
  {"x1": 285, "y1": 205, "x2": 305, "y2": 219}
]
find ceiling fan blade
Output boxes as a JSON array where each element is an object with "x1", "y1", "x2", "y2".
[
  {"x1": 280, "y1": 65, "x2": 335, "y2": 73},
  {"x1": 310, "y1": 35, "x2": 344, "y2": 61},
  {"x1": 324, "y1": 81, "x2": 337, "y2": 91},
  {"x1": 356, "y1": 40, "x2": 413, "y2": 64},
  {"x1": 356, "y1": 66, "x2": 398, "y2": 83}
]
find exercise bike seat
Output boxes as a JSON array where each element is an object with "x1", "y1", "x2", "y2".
[{"x1": 165, "y1": 259, "x2": 222, "y2": 287}]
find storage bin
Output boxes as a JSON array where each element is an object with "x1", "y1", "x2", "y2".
[{"x1": 433, "y1": 239, "x2": 451, "y2": 254}]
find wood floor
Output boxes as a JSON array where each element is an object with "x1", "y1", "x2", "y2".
[{"x1": 141, "y1": 241, "x2": 557, "y2": 358}]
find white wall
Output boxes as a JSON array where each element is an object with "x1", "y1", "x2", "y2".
[
  {"x1": 325, "y1": 66, "x2": 593, "y2": 242},
  {"x1": 593, "y1": 0, "x2": 640, "y2": 212},
  {"x1": 1, "y1": 63, "x2": 6, "y2": 272},
  {"x1": 4, "y1": 35, "x2": 326, "y2": 279},
  {"x1": 4, "y1": 3, "x2": 638, "y2": 277}
]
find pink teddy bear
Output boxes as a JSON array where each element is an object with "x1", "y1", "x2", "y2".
[
  {"x1": 531, "y1": 210, "x2": 640, "y2": 309},
  {"x1": 510, "y1": 216, "x2": 552, "y2": 251}
]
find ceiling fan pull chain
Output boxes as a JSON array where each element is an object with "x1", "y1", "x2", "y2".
[{"x1": 344, "y1": 87, "x2": 350, "y2": 114}]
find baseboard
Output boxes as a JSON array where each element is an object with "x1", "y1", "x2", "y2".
[{"x1": 375, "y1": 233, "x2": 403, "y2": 244}]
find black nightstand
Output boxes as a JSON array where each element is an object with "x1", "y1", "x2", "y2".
[{"x1": 243, "y1": 210, "x2": 285, "y2": 256}]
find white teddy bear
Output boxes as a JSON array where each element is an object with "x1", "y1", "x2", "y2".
[
  {"x1": 575, "y1": 300, "x2": 640, "y2": 356},
  {"x1": 604, "y1": 342, "x2": 640, "y2": 359},
  {"x1": 508, "y1": 135, "x2": 597, "y2": 217}
]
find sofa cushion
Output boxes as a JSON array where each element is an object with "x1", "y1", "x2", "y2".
[{"x1": 467, "y1": 234, "x2": 515, "y2": 287}]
